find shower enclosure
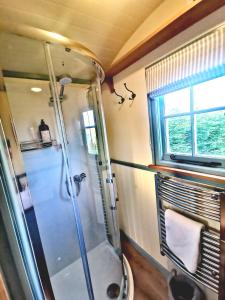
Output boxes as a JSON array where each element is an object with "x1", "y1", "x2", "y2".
[{"x1": 0, "y1": 30, "x2": 127, "y2": 299}]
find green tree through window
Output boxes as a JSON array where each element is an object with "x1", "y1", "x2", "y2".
[{"x1": 153, "y1": 74, "x2": 225, "y2": 170}]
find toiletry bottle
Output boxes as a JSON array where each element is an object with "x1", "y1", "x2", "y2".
[{"x1": 39, "y1": 119, "x2": 52, "y2": 147}]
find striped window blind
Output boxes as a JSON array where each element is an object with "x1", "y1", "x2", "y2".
[{"x1": 146, "y1": 26, "x2": 225, "y2": 97}]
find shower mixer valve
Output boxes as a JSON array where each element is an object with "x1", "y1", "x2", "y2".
[{"x1": 73, "y1": 173, "x2": 86, "y2": 196}]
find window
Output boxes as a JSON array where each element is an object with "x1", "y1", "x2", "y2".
[
  {"x1": 82, "y1": 110, "x2": 98, "y2": 155},
  {"x1": 151, "y1": 75, "x2": 225, "y2": 172}
]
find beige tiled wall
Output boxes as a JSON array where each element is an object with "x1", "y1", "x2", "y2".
[
  {"x1": 102, "y1": 65, "x2": 168, "y2": 268},
  {"x1": 112, "y1": 164, "x2": 167, "y2": 267}
]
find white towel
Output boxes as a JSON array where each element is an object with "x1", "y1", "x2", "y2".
[{"x1": 165, "y1": 209, "x2": 204, "y2": 273}]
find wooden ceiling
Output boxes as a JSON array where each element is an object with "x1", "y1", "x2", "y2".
[
  {"x1": 0, "y1": 0, "x2": 163, "y2": 69},
  {"x1": 106, "y1": 0, "x2": 225, "y2": 81}
]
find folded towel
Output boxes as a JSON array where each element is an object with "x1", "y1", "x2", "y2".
[{"x1": 165, "y1": 209, "x2": 204, "y2": 273}]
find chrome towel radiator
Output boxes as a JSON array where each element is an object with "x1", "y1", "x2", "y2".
[{"x1": 155, "y1": 173, "x2": 225, "y2": 298}]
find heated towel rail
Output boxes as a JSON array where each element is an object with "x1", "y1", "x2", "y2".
[{"x1": 155, "y1": 173, "x2": 225, "y2": 298}]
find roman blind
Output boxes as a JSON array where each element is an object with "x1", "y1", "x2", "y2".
[{"x1": 146, "y1": 25, "x2": 225, "y2": 97}]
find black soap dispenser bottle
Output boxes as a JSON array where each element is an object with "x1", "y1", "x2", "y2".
[{"x1": 39, "y1": 119, "x2": 52, "y2": 147}]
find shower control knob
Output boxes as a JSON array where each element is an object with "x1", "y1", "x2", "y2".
[
  {"x1": 73, "y1": 173, "x2": 86, "y2": 183},
  {"x1": 73, "y1": 173, "x2": 86, "y2": 196}
]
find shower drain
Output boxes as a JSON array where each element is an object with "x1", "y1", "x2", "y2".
[{"x1": 107, "y1": 283, "x2": 120, "y2": 299}]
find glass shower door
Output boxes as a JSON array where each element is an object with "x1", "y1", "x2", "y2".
[
  {"x1": 1, "y1": 30, "x2": 125, "y2": 300},
  {"x1": 1, "y1": 32, "x2": 91, "y2": 300},
  {"x1": 46, "y1": 43, "x2": 124, "y2": 299}
]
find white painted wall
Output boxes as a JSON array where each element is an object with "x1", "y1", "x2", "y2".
[
  {"x1": 5, "y1": 78, "x2": 58, "y2": 143},
  {"x1": 0, "y1": 84, "x2": 24, "y2": 174},
  {"x1": 103, "y1": 68, "x2": 152, "y2": 165},
  {"x1": 102, "y1": 7, "x2": 225, "y2": 299}
]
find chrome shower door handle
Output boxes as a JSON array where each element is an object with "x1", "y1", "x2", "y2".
[{"x1": 73, "y1": 173, "x2": 86, "y2": 196}]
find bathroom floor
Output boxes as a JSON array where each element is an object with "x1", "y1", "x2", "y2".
[
  {"x1": 121, "y1": 237, "x2": 168, "y2": 300},
  {"x1": 51, "y1": 240, "x2": 123, "y2": 300}
]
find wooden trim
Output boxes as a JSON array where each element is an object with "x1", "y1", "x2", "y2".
[
  {"x1": 219, "y1": 193, "x2": 225, "y2": 300},
  {"x1": 148, "y1": 164, "x2": 225, "y2": 185},
  {"x1": 106, "y1": 0, "x2": 225, "y2": 84},
  {"x1": 219, "y1": 240, "x2": 225, "y2": 300},
  {"x1": 0, "y1": 273, "x2": 9, "y2": 300},
  {"x1": 105, "y1": 77, "x2": 115, "y2": 93},
  {"x1": 220, "y1": 193, "x2": 225, "y2": 241},
  {"x1": 149, "y1": 164, "x2": 225, "y2": 184}
]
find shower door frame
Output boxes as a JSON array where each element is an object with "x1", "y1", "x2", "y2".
[
  {"x1": 92, "y1": 79, "x2": 127, "y2": 299},
  {"x1": 90, "y1": 80, "x2": 121, "y2": 250},
  {"x1": 44, "y1": 43, "x2": 95, "y2": 300},
  {"x1": 0, "y1": 26, "x2": 125, "y2": 299},
  {"x1": 0, "y1": 121, "x2": 45, "y2": 300},
  {"x1": 44, "y1": 42, "x2": 125, "y2": 300}
]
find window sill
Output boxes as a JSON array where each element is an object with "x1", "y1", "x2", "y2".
[{"x1": 148, "y1": 164, "x2": 225, "y2": 185}]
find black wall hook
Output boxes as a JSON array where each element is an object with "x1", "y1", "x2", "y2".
[
  {"x1": 114, "y1": 89, "x2": 125, "y2": 104},
  {"x1": 124, "y1": 83, "x2": 136, "y2": 100}
]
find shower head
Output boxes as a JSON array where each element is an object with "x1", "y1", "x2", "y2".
[
  {"x1": 58, "y1": 74, "x2": 72, "y2": 85},
  {"x1": 58, "y1": 74, "x2": 72, "y2": 100}
]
